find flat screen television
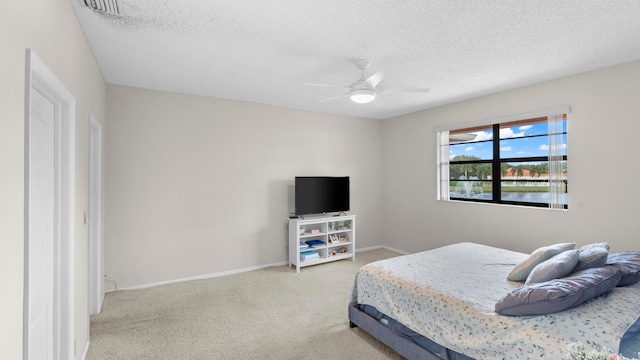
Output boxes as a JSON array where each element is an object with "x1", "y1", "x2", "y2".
[{"x1": 294, "y1": 176, "x2": 350, "y2": 216}]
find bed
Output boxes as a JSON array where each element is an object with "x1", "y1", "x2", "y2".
[{"x1": 348, "y1": 242, "x2": 640, "y2": 359}]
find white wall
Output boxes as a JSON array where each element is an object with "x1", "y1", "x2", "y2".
[
  {"x1": 105, "y1": 61, "x2": 640, "y2": 290},
  {"x1": 0, "y1": 1, "x2": 106, "y2": 359},
  {"x1": 105, "y1": 85, "x2": 382, "y2": 289},
  {"x1": 381, "y1": 60, "x2": 640, "y2": 255},
  {"x1": 0, "y1": 3, "x2": 635, "y2": 358}
]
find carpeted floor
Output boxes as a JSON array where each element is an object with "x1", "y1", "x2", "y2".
[{"x1": 86, "y1": 248, "x2": 405, "y2": 359}]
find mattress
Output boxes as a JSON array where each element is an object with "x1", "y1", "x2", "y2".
[{"x1": 349, "y1": 242, "x2": 640, "y2": 359}]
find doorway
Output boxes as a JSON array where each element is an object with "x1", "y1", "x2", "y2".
[
  {"x1": 88, "y1": 115, "x2": 103, "y2": 316},
  {"x1": 24, "y1": 49, "x2": 75, "y2": 360}
]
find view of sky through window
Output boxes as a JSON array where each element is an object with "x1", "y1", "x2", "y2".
[{"x1": 449, "y1": 122, "x2": 566, "y2": 160}]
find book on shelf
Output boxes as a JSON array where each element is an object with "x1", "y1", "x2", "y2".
[
  {"x1": 300, "y1": 251, "x2": 320, "y2": 261},
  {"x1": 299, "y1": 242, "x2": 310, "y2": 250},
  {"x1": 305, "y1": 239, "x2": 325, "y2": 247}
]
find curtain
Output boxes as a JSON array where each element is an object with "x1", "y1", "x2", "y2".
[
  {"x1": 548, "y1": 114, "x2": 566, "y2": 209},
  {"x1": 436, "y1": 130, "x2": 450, "y2": 200}
]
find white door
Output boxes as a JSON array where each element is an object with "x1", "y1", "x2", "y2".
[
  {"x1": 25, "y1": 49, "x2": 75, "y2": 360},
  {"x1": 27, "y1": 88, "x2": 56, "y2": 360}
]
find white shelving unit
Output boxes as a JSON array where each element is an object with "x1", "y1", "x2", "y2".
[{"x1": 288, "y1": 214, "x2": 356, "y2": 273}]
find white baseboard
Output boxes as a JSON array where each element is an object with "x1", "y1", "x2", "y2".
[
  {"x1": 381, "y1": 245, "x2": 410, "y2": 255},
  {"x1": 115, "y1": 260, "x2": 289, "y2": 292},
  {"x1": 112, "y1": 246, "x2": 408, "y2": 292},
  {"x1": 355, "y1": 244, "x2": 383, "y2": 252},
  {"x1": 356, "y1": 244, "x2": 409, "y2": 255},
  {"x1": 80, "y1": 339, "x2": 90, "y2": 360}
]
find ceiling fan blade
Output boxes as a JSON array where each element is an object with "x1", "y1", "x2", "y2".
[
  {"x1": 318, "y1": 93, "x2": 350, "y2": 103},
  {"x1": 363, "y1": 71, "x2": 385, "y2": 89},
  {"x1": 304, "y1": 83, "x2": 349, "y2": 89},
  {"x1": 379, "y1": 86, "x2": 430, "y2": 94}
]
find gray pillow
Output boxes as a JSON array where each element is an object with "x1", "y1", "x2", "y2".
[
  {"x1": 525, "y1": 249, "x2": 579, "y2": 285},
  {"x1": 495, "y1": 266, "x2": 622, "y2": 316},
  {"x1": 573, "y1": 242, "x2": 609, "y2": 272},
  {"x1": 606, "y1": 252, "x2": 640, "y2": 287},
  {"x1": 507, "y1": 243, "x2": 576, "y2": 282}
]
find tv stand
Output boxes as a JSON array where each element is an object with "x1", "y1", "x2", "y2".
[{"x1": 288, "y1": 214, "x2": 356, "y2": 273}]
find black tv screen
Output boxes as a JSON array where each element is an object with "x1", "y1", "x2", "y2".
[{"x1": 295, "y1": 176, "x2": 350, "y2": 216}]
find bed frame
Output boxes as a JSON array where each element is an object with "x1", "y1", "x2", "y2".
[
  {"x1": 349, "y1": 243, "x2": 640, "y2": 359},
  {"x1": 348, "y1": 303, "x2": 444, "y2": 360}
]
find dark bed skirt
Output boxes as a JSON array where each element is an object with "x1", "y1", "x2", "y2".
[{"x1": 348, "y1": 303, "x2": 473, "y2": 360}]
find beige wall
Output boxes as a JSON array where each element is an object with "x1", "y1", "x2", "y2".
[
  {"x1": 381, "y1": 60, "x2": 640, "y2": 255},
  {"x1": 3, "y1": 2, "x2": 637, "y2": 357},
  {"x1": 0, "y1": 1, "x2": 106, "y2": 359},
  {"x1": 104, "y1": 61, "x2": 640, "y2": 290},
  {"x1": 105, "y1": 85, "x2": 382, "y2": 289}
]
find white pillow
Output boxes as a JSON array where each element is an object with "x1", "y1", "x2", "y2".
[
  {"x1": 525, "y1": 249, "x2": 580, "y2": 285},
  {"x1": 507, "y1": 243, "x2": 576, "y2": 282},
  {"x1": 573, "y1": 242, "x2": 609, "y2": 272}
]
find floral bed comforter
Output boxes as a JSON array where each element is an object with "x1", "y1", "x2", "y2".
[{"x1": 350, "y1": 242, "x2": 640, "y2": 359}]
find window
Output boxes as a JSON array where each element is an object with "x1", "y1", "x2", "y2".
[{"x1": 436, "y1": 108, "x2": 568, "y2": 209}]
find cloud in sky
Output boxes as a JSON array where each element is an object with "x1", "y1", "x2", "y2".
[
  {"x1": 539, "y1": 144, "x2": 567, "y2": 151},
  {"x1": 472, "y1": 131, "x2": 492, "y2": 141},
  {"x1": 465, "y1": 146, "x2": 474, "y2": 152},
  {"x1": 500, "y1": 127, "x2": 525, "y2": 138},
  {"x1": 501, "y1": 146, "x2": 512, "y2": 151},
  {"x1": 519, "y1": 125, "x2": 533, "y2": 131}
]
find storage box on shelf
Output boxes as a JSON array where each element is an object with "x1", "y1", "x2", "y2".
[{"x1": 288, "y1": 214, "x2": 355, "y2": 273}]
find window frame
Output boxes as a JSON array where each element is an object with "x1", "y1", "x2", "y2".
[{"x1": 435, "y1": 108, "x2": 569, "y2": 210}]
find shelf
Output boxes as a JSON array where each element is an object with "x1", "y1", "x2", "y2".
[
  {"x1": 300, "y1": 258, "x2": 323, "y2": 264},
  {"x1": 299, "y1": 253, "x2": 353, "y2": 267},
  {"x1": 329, "y1": 252, "x2": 353, "y2": 261},
  {"x1": 289, "y1": 214, "x2": 355, "y2": 273},
  {"x1": 327, "y1": 241, "x2": 352, "y2": 248},
  {"x1": 299, "y1": 232, "x2": 326, "y2": 238},
  {"x1": 304, "y1": 245, "x2": 326, "y2": 250}
]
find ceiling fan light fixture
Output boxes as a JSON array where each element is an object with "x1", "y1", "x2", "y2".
[{"x1": 350, "y1": 89, "x2": 376, "y2": 104}]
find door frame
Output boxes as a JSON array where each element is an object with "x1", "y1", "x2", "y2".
[
  {"x1": 88, "y1": 114, "x2": 103, "y2": 316},
  {"x1": 23, "y1": 49, "x2": 75, "y2": 360}
]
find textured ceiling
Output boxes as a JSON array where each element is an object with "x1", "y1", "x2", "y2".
[{"x1": 71, "y1": 0, "x2": 640, "y2": 120}]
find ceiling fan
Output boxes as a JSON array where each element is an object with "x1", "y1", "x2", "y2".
[{"x1": 305, "y1": 59, "x2": 430, "y2": 104}]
